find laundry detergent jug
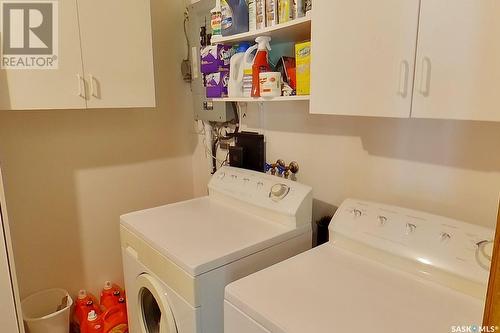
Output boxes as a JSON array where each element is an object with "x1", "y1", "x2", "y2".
[
  {"x1": 228, "y1": 42, "x2": 251, "y2": 97},
  {"x1": 102, "y1": 298, "x2": 128, "y2": 333},
  {"x1": 221, "y1": 0, "x2": 249, "y2": 36},
  {"x1": 241, "y1": 42, "x2": 259, "y2": 97},
  {"x1": 74, "y1": 290, "x2": 101, "y2": 333},
  {"x1": 85, "y1": 310, "x2": 105, "y2": 333},
  {"x1": 100, "y1": 281, "x2": 124, "y2": 311}
]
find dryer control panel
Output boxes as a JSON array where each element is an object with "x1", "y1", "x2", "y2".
[
  {"x1": 331, "y1": 199, "x2": 494, "y2": 287},
  {"x1": 208, "y1": 167, "x2": 313, "y2": 228}
]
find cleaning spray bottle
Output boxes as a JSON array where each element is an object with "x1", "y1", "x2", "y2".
[
  {"x1": 251, "y1": 36, "x2": 272, "y2": 97},
  {"x1": 228, "y1": 42, "x2": 251, "y2": 97}
]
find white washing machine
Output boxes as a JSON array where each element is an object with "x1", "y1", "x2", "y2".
[
  {"x1": 225, "y1": 199, "x2": 494, "y2": 333},
  {"x1": 120, "y1": 166, "x2": 313, "y2": 333}
]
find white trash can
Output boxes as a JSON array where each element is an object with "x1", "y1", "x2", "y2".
[{"x1": 22, "y1": 288, "x2": 73, "y2": 333}]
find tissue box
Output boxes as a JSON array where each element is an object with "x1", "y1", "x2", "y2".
[
  {"x1": 205, "y1": 72, "x2": 229, "y2": 98},
  {"x1": 200, "y1": 44, "x2": 232, "y2": 74},
  {"x1": 295, "y1": 41, "x2": 311, "y2": 96}
]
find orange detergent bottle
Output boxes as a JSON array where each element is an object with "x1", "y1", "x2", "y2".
[
  {"x1": 251, "y1": 36, "x2": 272, "y2": 97},
  {"x1": 103, "y1": 297, "x2": 128, "y2": 333},
  {"x1": 100, "y1": 281, "x2": 124, "y2": 311},
  {"x1": 86, "y1": 310, "x2": 104, "y2": 333},
  {"x1": 74, "y1": 290, "x2": 101, "y2": 333}
]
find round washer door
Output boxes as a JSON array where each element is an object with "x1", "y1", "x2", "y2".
[{"x1": 136, "y1": 273, "x2": 177, "y2": 333}]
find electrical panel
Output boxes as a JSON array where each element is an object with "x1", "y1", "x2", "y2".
[{"x1": 193, "y1": 95, "x2": 236, "y2": 122}]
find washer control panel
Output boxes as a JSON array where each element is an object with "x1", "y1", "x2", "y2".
[
  {"x1": 331, "y1": 199, "x2": 494, "y2": 284},
  {"x1": 208, "y1": 167, "x2": 313, "y2": 226}
]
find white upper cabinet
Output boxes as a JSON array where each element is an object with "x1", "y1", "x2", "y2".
[
  {"x1": 0, "y1": 0, "x2": 155, "y2": 110},
  {"x1": 411, "y1": 0, "x2": 500, "y2": 121},
  {"x1": 77, "y1": 0, "x2": 156, "y2": 109},
  {"x1": 310, "y1": 0, "x2": 420, "y2": 117},
  {"x1": 0, "y1": 0, "x2": 86, "y2": 110}
]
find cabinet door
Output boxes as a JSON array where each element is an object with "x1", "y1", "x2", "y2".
[
  {"x1": 412, "y1": 0, "x2": 500, "y2": 121},
  {"x1": 310, "y1": 0, "x2": 420, "y2": 117},
  {"x1": 0, "y1": 0, "x2": 86, "y2": 110},
  {"x1": 76, "y1": 0, "x2": 156, "y2": 109}
]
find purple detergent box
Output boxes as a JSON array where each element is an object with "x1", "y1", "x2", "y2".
[
  {"x1": 205, "y1": 72, "x2": 229, "y2": 98},
  {"x1": 200, "y1": 44, "x2": 232, "y2": 74}
]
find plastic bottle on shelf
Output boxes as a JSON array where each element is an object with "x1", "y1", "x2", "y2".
[
  {"x1": 100, "y1": 281, "x2": 123, "y2": 311},
  {"x1": 279, "y1": 0, "x2": 293, "y2": 23},
  {"x1": 228, "y1": 42, "x2": 251, "y2": 97},
  {"x1": 85, "y1": 310, "x2": 104, "y2": 333},
  {"x1": 255, "y1": 0, "x2": 266, "y2": 29},
  {"x1": 221, "y1": 0, "x2": 249, "y2": 36},
  {"x1": 265, "y1": 0, "x2": 278, "y2": 26},
  {"x1": 211, "y1": 0, "x2": 222, "y2": 36},
  {"x1": 74, "y1": 290, "x2": 101, "y2": 332},
  {"x1": 248, "y1": 0, "x2": 256, "y2": 31},
  {"x1": 242, "y1": 43, "x2": 259, "y2": 97},
  {"x1": 251, "y1": 36, "x2": 272, "y2": 97}
]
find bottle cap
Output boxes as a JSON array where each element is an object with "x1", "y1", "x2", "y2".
[
  {"x1": 237, "y1": 42, "x2": 251, "y2": 53},
  {"x1": 87, "y1": 310, "x2": 98, "y2": 322},
  {"x1": 103, "y1": 281, "x2": 112, "y2": 290},
  {"x1": 78, "y1": 290, "x2": 87, "y2": 300}
]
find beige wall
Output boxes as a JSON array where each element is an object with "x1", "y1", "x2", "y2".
[
  {"x1": 195, "y1": 101, "x2": 500, "y2": 228},
  {"x1": 0, "y1": 0, "x2": 196, "y2": 298}
]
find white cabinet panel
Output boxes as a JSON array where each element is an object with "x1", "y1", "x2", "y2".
[
  {"x1": 77, "y1": 0, "x2": 156, "y2": 109},
  {"x1": 0, "y1": 0, "x2": 86, "y2": 110},
  {"x1": 412, "y1": 0, "x2": 500, "y2": 121},
  {"x1": 310, "y1": 0, "x2": 420, "y2": 118}
]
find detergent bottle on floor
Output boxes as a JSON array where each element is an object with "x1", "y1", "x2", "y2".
[
  {"x1": 251, "y1": 36, "x2": 272, "y2": 97},
  {"x1": 74, "y1": 290, "x2": 101, "y2": 333},
  {"x1": 86, "y1": 310, "x2": 104, "y2": 333},
  {"x1": 228, "y1": 42, "x2": 251, "y2": 97},
  {"x1": 100, "y1": 281, "x2": 123, "y2": 311},
  {"x1": 103, "y1": 297, "x2": 128, "y2": 333}
]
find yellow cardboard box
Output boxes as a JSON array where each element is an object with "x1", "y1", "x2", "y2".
[{"x1": 295, "y1": 41, "x2": 311, "y2": 96}]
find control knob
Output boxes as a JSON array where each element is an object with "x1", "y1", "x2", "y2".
[{"x1": 270, "y1": 184, "x2": 290, "y2": 201}]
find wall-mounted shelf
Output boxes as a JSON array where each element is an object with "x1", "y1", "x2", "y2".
[
  {"x1": 212, "y1": 95, "x2": 310, "y2": 103},
  {"x1": 211, "y1": 16, "x2": 311, "y2": 44}
]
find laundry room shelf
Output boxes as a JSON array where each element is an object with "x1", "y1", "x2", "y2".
[
  {"x1": 211, "y1": 16, "x2": 311, "y2": 44},
  {"x1": 212, "y1": 95, "x2": 310, "y2": 102}
]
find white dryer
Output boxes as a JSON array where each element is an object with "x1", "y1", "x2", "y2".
[
  {"x1": 225, "y1": 199, "x2": 494, "y2": 333},
  {"x1": 120, "y1": 166, "x2": 313, "y2": 333}
]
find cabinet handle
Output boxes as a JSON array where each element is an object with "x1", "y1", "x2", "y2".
[
  {"x1": 398, "y1": 60, "x2": 409, "y2": 97},
  {"x1": 419, "y1": 57, "x2": 432, "y2": 97},
  {"x1": 89, "y1": 74, "x2": 98, "y2": 98},
  {"x1": 77, "y1": 74, "x2": 85, "y2": 98}
]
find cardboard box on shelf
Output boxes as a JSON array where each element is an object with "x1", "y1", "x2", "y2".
[{"x1": 295, "y1": 41, "x2": 311, "y2": 96}]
